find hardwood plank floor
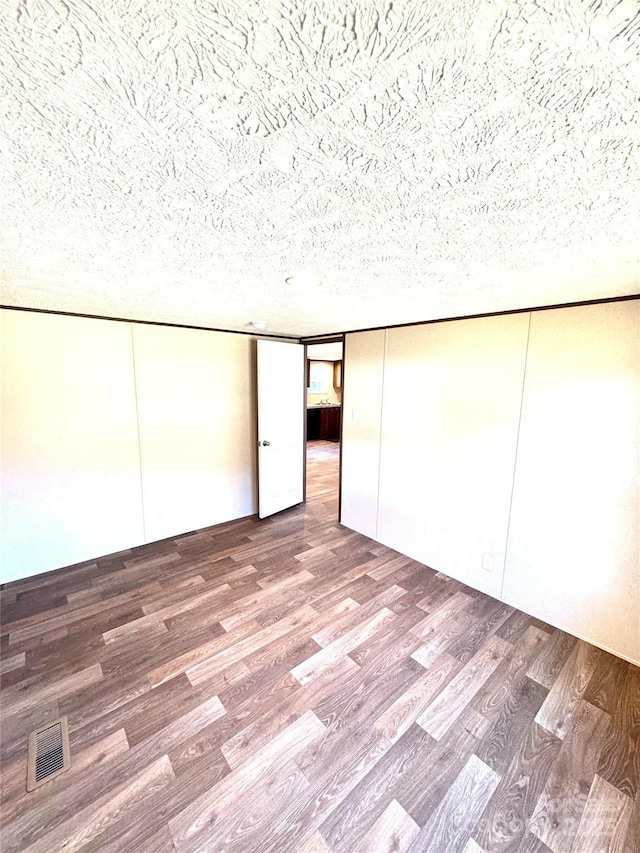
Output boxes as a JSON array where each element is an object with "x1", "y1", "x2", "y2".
[{"x1": 1, "y1": 439, "x2": 638, "y2": 853}]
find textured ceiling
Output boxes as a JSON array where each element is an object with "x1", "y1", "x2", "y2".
[{"x1": 1, "y1": 1, "x2": 639, "y2": 337}]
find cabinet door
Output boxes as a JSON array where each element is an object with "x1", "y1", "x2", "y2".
[
  {"x1": 320, "y1": 408, "x2": 329, "y2": 438},
  {"x1": 320, "y1": 407, "x2": 341, "y2": 441},
  {"x1": 331, "y1": 407, "x2": 341, "y2": 440},
  {"x1": 307, "y1": 408, "x2": 321, "y2": 440}
]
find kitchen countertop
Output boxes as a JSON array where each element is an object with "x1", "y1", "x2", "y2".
[{"x1": 307, "y1": 403, "x2": 341, "y2": 409}]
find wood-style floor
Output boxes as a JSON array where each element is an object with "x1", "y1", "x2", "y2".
[{"x1": 1, "y1": 440, "x2": 638, "y2": 853}]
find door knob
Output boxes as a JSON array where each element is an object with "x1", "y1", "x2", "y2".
[{"x1": 261, "y1": 440, "x2": 270, "y2": 447}]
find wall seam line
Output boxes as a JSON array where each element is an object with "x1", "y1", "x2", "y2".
[
  {"x1": 375, "y1": 329, "x2": 388, "y2": 540},
  {"x1": 500, "y1": 312, "x2": 533, "y2": 601},
  {"x1": 130, "y1": 324, "x2": 147, "y2": 543}
]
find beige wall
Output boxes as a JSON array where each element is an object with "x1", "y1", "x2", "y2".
[
  {"x1": 503, "y1": 302, "x2": 639, "y2": 662},
  {"x1": 340, "y1": 331, "x2": 385, "y2": 539},
  {"x1": 132, "y1": 325, "x2": 256, "y2": 543},
  {"x1": 1, "y1": 310, "x2": 261, "y2": 583},
  {"x1": 306, "y1": 360, "x2": 342, "y2": 406},
  {"x1": 378, "y1": 314, "x2": 530, "y2": 599},
  {"x1": 1, "y1": 311, "x2": 144, "y2": 581},
  {"x1": 341, "y1": 300, "x2": 639, "y2": 664}
]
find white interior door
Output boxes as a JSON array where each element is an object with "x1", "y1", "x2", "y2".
[{"x1": 257, "y1": 340, "x2": 305, "y2": 518}]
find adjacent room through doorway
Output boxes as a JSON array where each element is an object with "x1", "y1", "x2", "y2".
[{"x1": 305, "y1": 339, "x2": 343, "y2": 520}]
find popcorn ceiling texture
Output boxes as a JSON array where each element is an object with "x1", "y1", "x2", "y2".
[{"x1": 1, "y1": 0, "x2": 639, "y2": 336}]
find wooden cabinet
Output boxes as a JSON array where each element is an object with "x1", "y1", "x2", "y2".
[
  {"x1": 307, "y1": 408, "x2": 321, "y2": 439},
  {"x1": 306, "y1": 406, "x2": 341, "y2": 442},
  {"x1": 333, "y1": 361, "x2": 342, "y2": 389},
  {"x1": 320, "y1": 406, "x2": 340, "y2": 441}
]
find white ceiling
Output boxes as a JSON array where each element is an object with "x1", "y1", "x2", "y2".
[{"x1": 1, "y1": 1, "x2": 639, "y2": 338}]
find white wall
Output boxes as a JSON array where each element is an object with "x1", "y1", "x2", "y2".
[
  {"x1": 377, "y1": 314, "x2": 530, "y2": 599},
  {"x1": 132, "y1": 325, "x2": 256, "y2": 543},
  {"x1": 340, "y1": 330, "x2": 385, "y2": 539},
  {"x1": 1, "y1": 310, "x2": 262, "y2": 583},
  {"x1": 1, "y1": 311, "x2": 144, "y2": 581},
  {"x1": 503, "y1": 302, "x2": 639, "y2": 662},
  {"x1": 341, "y1": 300, "x2": 640, "y2": 664}
]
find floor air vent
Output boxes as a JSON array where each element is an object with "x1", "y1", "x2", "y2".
[{"x1": 27, "y1": 716, "x2": 71, "y2": 791}]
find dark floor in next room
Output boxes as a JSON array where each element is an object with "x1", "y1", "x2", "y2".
[{"x1": 0, "y1": 439, "x2": 638, "y2": 853}]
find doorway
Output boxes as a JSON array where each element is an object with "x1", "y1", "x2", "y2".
[{"x1": 305, "y1": 339, "x2": 344, "y2": 520}]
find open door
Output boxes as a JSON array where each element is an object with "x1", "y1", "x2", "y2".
[{"x1": 257, "y1": 340, "x2": 305, "y2": 518}]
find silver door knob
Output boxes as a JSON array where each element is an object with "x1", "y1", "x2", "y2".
[{"x1": 261, "y1": 440, "x2": 270, "y2": 446}]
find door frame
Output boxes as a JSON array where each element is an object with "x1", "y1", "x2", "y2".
[
  {"x1": 302, "y1": 335, "x2": 345, "y2": 520},
  {"x1": 302, "y1": 342, "x2": 308, "y2": 503}
]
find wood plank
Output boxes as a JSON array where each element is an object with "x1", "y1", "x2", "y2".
[
  {"x1": 125, "y1": 825, "x2": 176, "y2": 853},
  {"x1": 140, "y1": 566, "x2": 254, "y2": 614},
  {"x1": 597, "y1": 723, "x2": 640, "y2": 802},
  {"x1": 596, "y1": 663, "x2": 640, "y2": 799},
  {"x1": 168, "y1": 710, "x2": 325, "y2": 851},
  {"x1": 462, "y1": 840, "x2": 487, "y2": 853},
  {"x1": 534, "y1": 641, "x2": 602, "y2": 739},
  {"x1": 527, "y1": 630, "x2": 577, "y2": 690},
  {"x1": 529, "y1": 699, "x2": 611, "y2": 853},
  {"x1": 5, "y1": 756, "x2": 175, "y2": 853},
  {"x1": 103, "y1": 583, "x2": 232, "y2": 643},
  {"x1": 1, "y1": 663, "x2": 103, "y2": 719},
  {"x1": 446, "y1": 599, "x2": 514, "y2": 663},
  {"x1": 416, "y1": 635, "x2": 513, "y2": 740},
  {"x1": 624, "y1": 791, "x2": 639, "y2": 853},
  {"x1": 571, "y1": 774, "x2": 633, "y2": 853},
  {"x1": 395, "y1": 714, "x2": 486, "y2": 827},
  {"x1": 301, "y1": 662, "x2": 422, "y2": 786},
  {"x1": 298, "y1": 831, "x2": 332, "y2": 852},
  {"x1": 147, "y1": 618, "x2": 263, "y2": 687},
  {"x1": 410, "y1": 609, "x2": 477, "y2": 670},
  {"x1": 496, "y1": 611, "x2": 550, "y2": 645},
  {"x1": 186, "y1": 604, "x2": 318, "y2": 685},
  {"x1": 291, "y1": 607, "x2": 397, "y2": 685},
  {"x1": 0, "y1": 652, "x2": 26, "y2": 674},
  {"x1": 250, "y1": 728, "x2": 396, "y2": 853},
  {"x1": 351, "y1": 798, "x2": 420, "y2": 853},
  {"x1": 220, "y1": 657, "x2": 357, "y2": 770},
  {"x1": 472, "y1": 627, "x2": 551, "y2": 776},
  {"x1": 583, "y1": 654, "x2": 630, "y2": 716},
  {"x1": 409, "y1": 590, "x2": 474, "y2": 640},
  {"x1": 317, "y1": 724, "x2": 436, "y2": 853},
  {"x1": 124, "y1": 694, "x2": 226, "y2": 763},
  {"x1": 374, "y1": 652, "x2": 462, "y2": 743},
  {"x1": 240, "y1": 597, "x2": 359, "y2": 673},
  {"x1": 517, "y1": 836, "x2": 554, "y2": 853},
  {"x1": 366, "y1": 555, "x2": 417, "y2": 582},
  {"x1": 170, "y1": 757, "x2": 312, "y2": 853},
  {"x1": 87, "y1": 750, "x2": 231, "y2": 853},
  {"x1": 220, "y1": 569, "x2": 316, "y2": 630},
  {"x1": 475, "y1": 674, "x2": 549, "y2": 776},
  {"x1": 408, "y1": 754, "x2": 500, "y2": 853},
  {"x1": 312, "y1": 585, "x2": 405, "y2": 647},
  {"x1": 473, "y1": 722, "x2": 562, "y2": 853},
  {"x1": 70, "y1": 728, "x2": 131, "y2": 776},
  {"x1": 5, "y1": 582, "x2": 164, "y2": 643}
]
